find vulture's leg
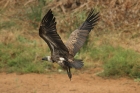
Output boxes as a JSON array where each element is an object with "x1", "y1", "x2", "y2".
[{"x1": 66, "y1": 67, "x2": 72, "y2": 80}]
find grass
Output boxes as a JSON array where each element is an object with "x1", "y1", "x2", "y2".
[
  {"x1": 1, "y1": 37, "x2": 140, "y2": 78},
  {"x1": 89, "y1": 45, "x2": 140, "y2": 78},
  {"x1": 0, "y1": 35, "x2": 51, "y2": 73},
  {"x1": 0, "y1": 0, "x2": 140, "y2": 79},
  {"x1": 0, "y1": 21, "x2": 16, "y2": 30}
]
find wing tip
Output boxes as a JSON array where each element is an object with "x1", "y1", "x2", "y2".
[
  {"x1": 86, "y1": 8, "x2": 100, "y2": 23},
  {"x1": 79, "y1": 8, "x2": 100, "y2": 31},
  {"x1": 41, "y1": 9, "x2": 56, "y2": 26}
]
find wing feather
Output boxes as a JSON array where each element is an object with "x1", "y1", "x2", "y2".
[
  {"x1": 39, "y1": 9, "x2": 69, "y2": 56},
  {"x1": 66, "y1": 9, "x2": 99, "y2": 56}
]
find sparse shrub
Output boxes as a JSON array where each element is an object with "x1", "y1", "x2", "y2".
[{"x1": 90, "y1": 45, "x2": 140, "y2": 78}]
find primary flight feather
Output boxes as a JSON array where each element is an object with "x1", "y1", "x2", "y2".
[{"x1": 39, "y1": 9, "x2": 99, "y2": 80}]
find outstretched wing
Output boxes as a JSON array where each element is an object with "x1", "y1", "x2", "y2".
[
  {"x1": 39, "y1": 9, "x2": 69, "y2": 56},
  {"x1": 66, "y1": 9, "x2": 99, "y2": 56}
]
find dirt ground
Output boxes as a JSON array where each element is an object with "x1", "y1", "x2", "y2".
[{"x1": 0, "y1": 73, "x2": 140, "y2": 93}]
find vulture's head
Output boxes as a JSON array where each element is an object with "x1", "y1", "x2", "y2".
[{"x1": 42, "y1": 56, "x2": 52, "y2": 62}]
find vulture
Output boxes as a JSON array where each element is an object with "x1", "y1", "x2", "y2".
[{"x1": 39, "y1": 9, "x2": 99, "y2": 80}]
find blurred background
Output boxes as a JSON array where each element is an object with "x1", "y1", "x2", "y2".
[{"x1": 0, "y1": 0, "x2": 140, "y2": 79}]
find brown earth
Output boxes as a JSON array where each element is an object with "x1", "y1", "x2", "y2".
[{"x1": 0, "y1": 73, "x2": 140, "y2": 93}]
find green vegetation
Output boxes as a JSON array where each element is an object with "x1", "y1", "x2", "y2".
[
  {"x1": 0, "y1": 0, "x2": 140, "y2": 79},
  {"x1": 0, "y1": 35, "x2": 51, "y2": 73},
  {"x1": 89, "y1": 45, "x2": 140, "y2": 78}
]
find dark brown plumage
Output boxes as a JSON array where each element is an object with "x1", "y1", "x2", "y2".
[{"x1": 39, "y1": 9, "x2": 99, "y2": 80}]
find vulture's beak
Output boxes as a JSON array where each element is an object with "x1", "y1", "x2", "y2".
[{"x1": 42, "y1": 56, "x2": 48, "y2": 61}]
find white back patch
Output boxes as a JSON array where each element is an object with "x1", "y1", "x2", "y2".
[
  {"x1": 59, "y1": 57, "x2": 65, "y2": 61},
  {"x1": 58, "y1": 57, "x2": 65, "y2": 66}
]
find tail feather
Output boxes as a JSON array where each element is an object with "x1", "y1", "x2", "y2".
[{"x1": 70, "y1": 59, "x2": 84, "y2": 69}]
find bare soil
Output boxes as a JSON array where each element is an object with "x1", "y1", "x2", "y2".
[{"x1": 0, "y1": 73, "x2": 140, "y2": 93}]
